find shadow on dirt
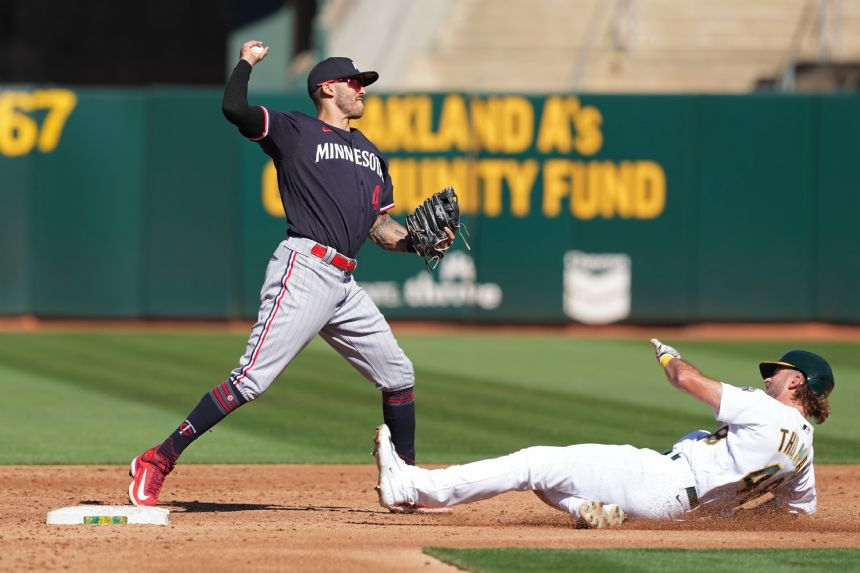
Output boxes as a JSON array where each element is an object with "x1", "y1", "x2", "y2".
[{"x1": 162, "y1": 501, "x2": 378, "y2": 514}]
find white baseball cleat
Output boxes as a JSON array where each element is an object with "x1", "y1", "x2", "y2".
[
  {"x1": 577, "y1": 500, "x2": 609, "y2": 528},
  {"x1": 577, "y1": 500, "x2": 626, "y2": 529},
  {"x1": 373, "y1": 424, "x2": 407, "y2": 510}
]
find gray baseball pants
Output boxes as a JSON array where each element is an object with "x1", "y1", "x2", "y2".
[{"x1": 229, "y1": 237, "x2": 414, "y2": 401}]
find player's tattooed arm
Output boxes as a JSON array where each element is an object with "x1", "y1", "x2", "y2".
[{"x1": 368, "y1": 213, "x2": 411, "y2": 252}]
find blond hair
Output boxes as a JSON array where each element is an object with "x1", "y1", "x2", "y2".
[{"x1": 797, "y1": 383, "x2": 830, "y2": 424}]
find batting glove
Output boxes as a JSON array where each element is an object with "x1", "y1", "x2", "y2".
[{"x1": 650, "y1": 338, "x2": 681, "y2": 368}]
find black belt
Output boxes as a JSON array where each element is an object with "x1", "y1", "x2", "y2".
[
  {"x1": 666, "y1": 452, "x2": 700, "y2": 509},
  {"x1": 684, "y1": 486, "x2": 700, "y2": 509}
]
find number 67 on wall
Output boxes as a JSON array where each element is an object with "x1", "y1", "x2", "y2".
[{"x1": 0, "y1": 89, "x2": 77, "y2": 157}]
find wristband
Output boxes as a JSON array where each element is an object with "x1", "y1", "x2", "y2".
[{"x1": 659, "y1": 354, "x2": 675, "y2": 368}]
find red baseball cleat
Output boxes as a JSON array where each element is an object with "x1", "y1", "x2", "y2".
[{"x1": 128, "y1": 446, "x2": 175, "y2": 506}]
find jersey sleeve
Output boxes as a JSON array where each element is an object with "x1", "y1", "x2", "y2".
[
  {"x1": 772, "y1": 462, "x2": 817, "y2": 515},
  {"x1": 716, "y1": 383, "x2": 775, "y2": 425},
  {"x1": 378, "y1": 160, "x2": 395, "y2": 213},
  {"x1": 256, "y1": 109, "x2": 301, "y2": 160},
  {"x1": 221, "y1": 60, "x2": 266, "y2": 139}
]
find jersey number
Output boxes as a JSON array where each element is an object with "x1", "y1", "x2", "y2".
[
  {"x1": 737, "y1": 464, "x2": 784, "y2": 505},
  {"x1": 371, "y1": 185, "x2": 380, "y2": 211}
]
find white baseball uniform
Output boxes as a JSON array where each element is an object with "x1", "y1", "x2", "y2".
[{"x1": 389, "y1": 382, "x2": 816, "y2": 519}]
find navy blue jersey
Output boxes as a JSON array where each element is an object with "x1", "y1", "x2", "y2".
[{"x1": 251, "y1": 108, "x2": 394, "y2": 258}]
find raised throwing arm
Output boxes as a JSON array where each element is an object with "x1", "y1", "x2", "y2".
[{"x1": 222, "y1": 41, "x2": 269, "y2": 138}]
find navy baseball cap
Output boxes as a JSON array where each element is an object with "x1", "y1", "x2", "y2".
[{"x1": 307, "y1": 57, "x2": 379, "y2": 95}]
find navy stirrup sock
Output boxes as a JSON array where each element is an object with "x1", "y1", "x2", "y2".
[
  {"x1": 382, "y1": 387, "x2": 416, "y2": 465},
  {"x1": 158, "y1": 381, "x2": 247, "y2": 463}
]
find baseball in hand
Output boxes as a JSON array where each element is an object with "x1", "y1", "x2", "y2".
[{"x1": 251, "y1": 45, "x2": 264, "y2": 55}]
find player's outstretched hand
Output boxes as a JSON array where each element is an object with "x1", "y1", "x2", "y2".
[
  {"x1": 650, "y1": 338, "x2": 681, "y2": 368},
  {"x1": 240, "y1": 40, "x2": 269, "y2": 65}
]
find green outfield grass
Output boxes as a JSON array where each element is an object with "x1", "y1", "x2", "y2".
[
  {"x1": 423, "y1": 548, "x2": 860, "y2": 573},
  {"x1": 0, "y1": 331, "x2": 857, "y2": 464}
]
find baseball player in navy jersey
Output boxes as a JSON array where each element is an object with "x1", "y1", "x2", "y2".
[
  {"x1": 128, "y1": 40, "x2": 453, "y2": 510},
  {"x1": 374, "y1": 340, "x2": 835, "y2": 528}
]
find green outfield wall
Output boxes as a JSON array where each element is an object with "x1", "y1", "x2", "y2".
[{"x1": 1, "y1": 88, "x2": 858, "y2": 323}]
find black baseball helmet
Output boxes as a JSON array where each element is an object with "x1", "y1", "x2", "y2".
[{"x1": 759, "y1": 350, "x2": 835, "y2": 398}]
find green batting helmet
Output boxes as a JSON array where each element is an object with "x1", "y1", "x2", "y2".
[{"x1": 759, "y1": 350, "x2": 835, "y2": 398}]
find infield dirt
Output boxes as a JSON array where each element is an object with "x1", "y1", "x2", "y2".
[{"x1": 3, "y1": 464, "x2": 859, "y2": 572}]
